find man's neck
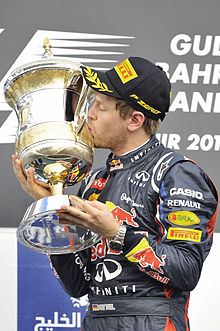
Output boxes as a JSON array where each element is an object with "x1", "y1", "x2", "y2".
[{"x1": 113, "y1": 132, "x2": 151, "y2": 157}]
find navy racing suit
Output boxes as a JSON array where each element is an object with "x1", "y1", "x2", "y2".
[{"x1": 50, "y1": 135, "x2": 218, "y2": 331}]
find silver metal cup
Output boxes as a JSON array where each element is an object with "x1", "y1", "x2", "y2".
[{"x1": 4, "y1": 39, "x2": 101, "y2": 253}]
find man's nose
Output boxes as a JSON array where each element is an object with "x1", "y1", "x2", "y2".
[{"x1": 88, "y1": 104, "x2": 97, "y2": 120}]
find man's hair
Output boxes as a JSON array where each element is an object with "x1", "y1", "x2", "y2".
[{"x1": 115, "y1": 99, "x2": 160, "y2": 135}]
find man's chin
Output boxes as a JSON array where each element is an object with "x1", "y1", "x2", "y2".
[{"x1": 93, "y1": 140, "x2": 108, "y2": 149}]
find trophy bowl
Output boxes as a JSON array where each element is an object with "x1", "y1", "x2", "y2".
[{"x1": 4, "y1": 40, "x2": 101, "y2": 254}]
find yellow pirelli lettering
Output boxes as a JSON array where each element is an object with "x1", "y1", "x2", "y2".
[
  {"x1": 167, "y1": 227, "x2": 202, "y2": 242},
  {"x1": 125, "y1": 238, "x2": 149, "y2": 262},
  {"x1": 115, "y1": 59, "x2": 138, "y2": 84}
]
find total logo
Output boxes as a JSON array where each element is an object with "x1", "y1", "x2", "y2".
[{"x1": 128, "y1": 170, "x2": 150, "y2": 187}]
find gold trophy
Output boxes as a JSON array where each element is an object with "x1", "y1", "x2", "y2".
[{"x1": 4, "y1": 38, "x2": 101, "y2": 253}]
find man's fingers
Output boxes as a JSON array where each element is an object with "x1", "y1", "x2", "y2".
[
  {"x1": 26, "y1": 167, "x2": 41, "y2": 186},
  {"x1": 12, "y1": 156, "x2": 27, "y2": 184},
  {"x1": 59, "y1": 205, "x2": 88, "y2": 220},
  {"x1": 69, "y1": 195, "x2": 104, "y2": 213},
  {"x1": 58, "y1": 217, "x2": 79, "y2": 226},
  {"x1": 57, "y1": 211, "x2": 85, "y2": 227}
]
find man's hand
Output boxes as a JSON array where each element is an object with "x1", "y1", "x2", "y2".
[
  {"x1": 12, "y1": 154, "x2": 51, "y2": 200},
  {"x1": 57, "y1": 196, "x2": 120, "y2": 240}
]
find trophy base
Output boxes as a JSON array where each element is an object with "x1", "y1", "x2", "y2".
[{"x1": 17, "y1": 195, "x2": 101, "y2": 254}]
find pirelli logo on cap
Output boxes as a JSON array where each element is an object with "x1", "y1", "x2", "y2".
[
  {"x1": 115, "y1": 59, "x2": 138, "y2": 84},
  {"x1": 167, "y1": 227, "x2": 202, "y2": 242}
]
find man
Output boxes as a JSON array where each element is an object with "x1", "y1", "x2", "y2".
[{"x1": 13, "y1": 57, "x2": 218, "y2": 331}]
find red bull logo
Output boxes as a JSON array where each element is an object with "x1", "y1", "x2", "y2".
[
  {"x1": 67, "y1": 165, "x2": 80, "y2": 182},
  {"x1": 106, "y1": 202, "x2": 138, "y2": 227},
  {"x1": 132, "y1": 247, "x2": 166, "y2": 274},
  {"x1": 109, "y1": 159, "x2": 123, "y2": 171},
  {"x1": 111, "y1": 206, "x2": 138, "y2": 227},
  {"x1": 126, "y1": 238, "x2": 166, "y2": 274}
]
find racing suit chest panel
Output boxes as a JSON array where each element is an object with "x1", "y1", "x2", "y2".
[{"x1": 80, "y1": 139, "x2": 188, "y2": 300}]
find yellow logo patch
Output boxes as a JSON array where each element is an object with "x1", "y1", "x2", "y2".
[
  {"x1": 115, "y1": 59, "x2": 138, "y2": 84},
  {"x1": 167, "y1": 227, "x2": 202, "y2": 242},
  {"x1": 168, "y1": 211, "x2": 200, "y2": 226},
  {"x1": 125, "y1": 238, "x2": 150, "y2": 262}
]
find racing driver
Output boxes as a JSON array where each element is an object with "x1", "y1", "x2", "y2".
[{"x1": 12, "y1": 57, "x2": 218, "y2": 331}]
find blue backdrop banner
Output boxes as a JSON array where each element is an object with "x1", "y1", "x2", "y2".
[{"x1": 18, "y1": 243, "x2": 87, "y2": 331}]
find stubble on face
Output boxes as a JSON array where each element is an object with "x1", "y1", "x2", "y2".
[
  {"x1": 88, "y1": 93, "x2": 128, "y2": 155},
  {"x1": 93, "y1": 121, "x2": 128, "y2": 153}
]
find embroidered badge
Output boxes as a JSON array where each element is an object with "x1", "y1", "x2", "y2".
[{"x1": 83, "y1": 66, "x2": 113, "y2": 93}]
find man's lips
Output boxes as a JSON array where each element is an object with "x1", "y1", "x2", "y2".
[
  {"x1": 85, "y1": 123, "x2": 94, "y2": 136},
  {"x1": 86, "y1": 122, "x2": 91, "y2": 132}
]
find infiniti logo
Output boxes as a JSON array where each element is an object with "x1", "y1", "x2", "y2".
[
  {"x1": 95, "y1": 259, "x2": 122, "y2": 282},
  {"x1": 135, "y1": 171, "x2": 150, "y2": 182}
]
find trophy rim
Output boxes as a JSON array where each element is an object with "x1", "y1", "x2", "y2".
[
  {"x1": 17, "y1": 195, "x2": 102, "y2": 254},
  {"x1": 4, "y1": 58, "x2": 84, "y2": 92}
]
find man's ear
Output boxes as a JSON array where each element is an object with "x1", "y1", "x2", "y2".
[{"x1": 127, "y1": 111, "x2": 145, "y2": 132}]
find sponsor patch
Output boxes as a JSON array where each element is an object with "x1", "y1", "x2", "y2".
[
  {"x1": 109, "y1": 159, "x2": 123, "y2": 171},
  {"x1": 170, "y1": 187, "x2": 203, "y2": 200},
  {"x1": 167, "y1": 227, "x2": 202, "y2": 242},
  {"x1": 83, "y1": 66, "x2": 113, "y2": 93},
  {"x1": 114, "y1": 59, "x2": 138, "y2": 83},
  {"x1": 168, "y1": 211, "x2": 200, "y2": 226},
  {"x1": 125, "y1": 238, "x2": 166, "y2": 274},
  {"x1": 167, "y1": 199, "x2": 201, "y2": 209},
  {"x1": 120, "y1": 193, "x2": 144, "y2": 208},
  {"x1": 91, "y1": 178, "x2": 107, "y2": 190},
  {"x1": 107, "y1": 202, "x2": 138, "y2": 227},
  {"x1": 92, "y1": 303, "x2": 116, "y2": 311}
]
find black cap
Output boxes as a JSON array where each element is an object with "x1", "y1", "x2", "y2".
[{"x1": 81, "y1": 57, "x2": 171, "y2": 121}]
